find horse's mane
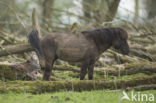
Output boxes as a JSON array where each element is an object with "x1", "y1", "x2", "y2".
[{"x1": 81, "y1": 28, "x2": 128, "y2": 45}]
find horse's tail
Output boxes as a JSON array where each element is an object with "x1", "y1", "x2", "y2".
[{"x1": 28, "y1": 30, "x2": 43, "y2": 55}]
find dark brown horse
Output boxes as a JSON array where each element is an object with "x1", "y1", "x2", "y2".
[{"x1": 28, "y1": 28, "x2": 129, "y2": 80}]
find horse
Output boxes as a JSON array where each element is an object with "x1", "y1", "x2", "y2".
[{"x1": 28, "y1": 28, "x2": 129, "y2": 80}]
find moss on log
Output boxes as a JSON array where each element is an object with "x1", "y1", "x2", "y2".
[{"x1": 0, "y1": 74, "x2": 156, "y2": 93}]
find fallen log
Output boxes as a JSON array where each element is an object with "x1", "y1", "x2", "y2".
[
  {"x1": 1, "y1": 61, "x2": 155, "y2": 81},
  {"x1": 0, "y1": 74, "x2": 156, "y2": 93},
  {"x1": 130, "y1": 37, "x2": 155, "y2": 44},
  {"x1": 53, "y1": 62, "x2": 156, "y2": 76},
  {"x1": 107, "y1": 49, "x2": 148, "y2": 63},
  {"x1": 130, "y1": 49, "x2": 154, "y2": 61},
  {"x1": 0, "y1": 43, "x2": 33, "y2": 57},
  {"x1": 103, "y1": 62, "x2": 156, "y2": 76}
]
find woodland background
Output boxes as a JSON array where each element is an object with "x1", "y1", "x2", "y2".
[{"x1": 0, "y1": 0, "x2": 156, "y2": 103}]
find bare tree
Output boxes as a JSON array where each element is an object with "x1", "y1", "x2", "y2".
[{"x1": 42, "y1": 0, "x2": 54, "y2": 31}]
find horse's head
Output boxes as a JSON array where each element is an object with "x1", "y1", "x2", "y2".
[{"x1": 112, "y1": 28, "x2": 129, "y2": 55}]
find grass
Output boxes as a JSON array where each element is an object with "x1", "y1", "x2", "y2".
[{"x1": 0, "y1": 90, "x2": 155, "y2": 103}]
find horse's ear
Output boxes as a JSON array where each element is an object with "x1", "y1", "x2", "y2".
[
  {"x1": 111, "y1": 32, "x2": 121, "y2": 48},
  {"x1": 26, "y1": 60, "x2": 31, "y2": 63},
  {"x1": 113, "y1": 32, "x2": 120, "y2": 40}
]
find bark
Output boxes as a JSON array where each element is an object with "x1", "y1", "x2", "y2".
[{"x1": 0, "y1": 74, "x2": 156, "y2": 93}]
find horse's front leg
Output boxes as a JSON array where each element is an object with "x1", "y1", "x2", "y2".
[
  {"x1": 88, "y1": 63, "x2": 95, "y2": 80},
  {"x1": 80, "y1": 63, "x2": 88, "y2": 80}
]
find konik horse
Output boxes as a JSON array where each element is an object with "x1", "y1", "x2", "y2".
[{"x1": 28, "y1": 28, "x2": 129, "y2": 80}]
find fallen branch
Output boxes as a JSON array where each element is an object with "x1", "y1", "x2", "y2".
[
  {"x1": 130, "y1": 49, "x2": 154, "y2": 61},
  {"x1": 0, "y1": 43, "x2": 33, "y2": 57},
  {"x1": 103, "y1": 62, "x2": 156, "y2": 76}
]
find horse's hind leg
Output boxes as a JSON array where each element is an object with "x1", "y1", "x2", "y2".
[
  {"x1": 43, "y1": 59, "x2": 53, "y2": 80},
  {"x1": 88, "y1": 62, "x2": 95, "y2": 80},
  {"x1": 43, "y1": 55, "x2": 56, "y2": 81}
]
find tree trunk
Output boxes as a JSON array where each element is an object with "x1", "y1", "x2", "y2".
[
  {"x1": 82, "y1": 0, "x2": 120, "y2": 24},
  {"x1": 134, "y1": 0, "x2": 139, "y2": 24},
  {"x1": 42, "y1": 0, "x2": 54, "y2": 32},
  {"x1": 146, "y1": 0, "x2": 156, "y2": 19},
  {"x1": 107, "y1": 0, "x2": 121, "y2": 21}
]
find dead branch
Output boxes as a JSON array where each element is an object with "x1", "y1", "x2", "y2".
[{"x1": 126, "y1": 84, "x2": 156, "y2": 91}]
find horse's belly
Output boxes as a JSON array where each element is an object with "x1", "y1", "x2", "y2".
[{"x1": 57, "y1": 47, "x2": 86, "y2": 62}]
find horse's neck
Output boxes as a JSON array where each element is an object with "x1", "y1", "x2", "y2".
[
  {"x1": 98, "y1": 42, "x2": 112, "y2": 53},
  {"x1": 98, "y1": 34, "x2": 113, "y2": 53}
]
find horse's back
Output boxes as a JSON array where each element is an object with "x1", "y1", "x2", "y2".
[{"x1": 52, "y1": 33, "x2": 94, "y2": 62}]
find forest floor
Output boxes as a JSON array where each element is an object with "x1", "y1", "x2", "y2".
[{"x1": 0, "y1": 69, "x2": 156, "y2": 103}]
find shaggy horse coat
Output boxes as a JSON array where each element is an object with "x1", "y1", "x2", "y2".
[{"x1": 28, "y1": 28, "x2": 129, "y2": 80}]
